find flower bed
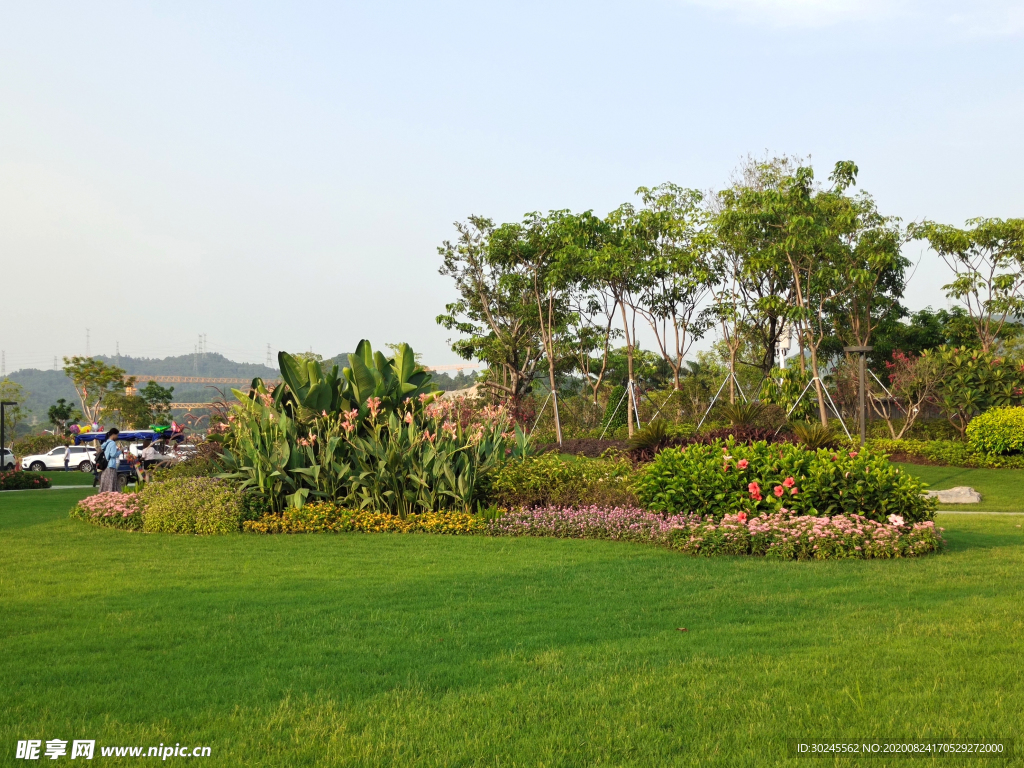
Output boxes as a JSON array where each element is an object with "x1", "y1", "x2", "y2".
[
  {"x1": 0, "y1": 470, "x2": 51, "y2": 491},
  {"x1": 244, "y1": 503, "x2": 485, "y2": 534},
  {"x1": 489, "y1": 506, "x2": 944, "y2": 560},
  {"x1": 71, "y1": 492, "x2": 145, "y2": 530}
]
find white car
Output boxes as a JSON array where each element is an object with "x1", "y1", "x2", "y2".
[
  {"x1": 21, "y1": 445, "x2": 97, "y2": 473},
  {"x1": 1, "y1": 448, "x2": 14, "y2": 470}
]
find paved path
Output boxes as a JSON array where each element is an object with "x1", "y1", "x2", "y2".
[
  {"x1": 935, "y1": 509, "x2": 1024, "y2": 515},
  {"x1": 0, "y1": 485, "x2": 135, "y2": 494}
]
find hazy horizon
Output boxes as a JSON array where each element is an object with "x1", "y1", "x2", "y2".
[{"x1": 2, "y1": 1, "x2": 1022, "y2": 373}]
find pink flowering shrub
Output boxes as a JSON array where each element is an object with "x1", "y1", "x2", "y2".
[
  {"x1": 488, "y1": 506, "x2": 944, "y2": 560},
  {"x1": 71, "y1": 492, "x2": 145, "y2": 531}
]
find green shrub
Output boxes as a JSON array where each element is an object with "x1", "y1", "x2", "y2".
[
  {"x1": 149, "y1": 455, "x2": 223, "y2": 481},
  {"x1": 0, "y1": 470, "x2": 51, "y2": 490},
  {"x1": 867, "y1": 438, "x2": 1024, "y2": 469},
  {"x1": 633, "y1": 439, "x2": 935, "y2": 523},
  {"x1": 487, "y1": 453, "x2": 636, "y2": 508},
  {"x1": 11, "y1": 434, "x2": 70, "y2": 457},
  {"x1": 966, "y1": 407, "x2": 1024, "y2": 455},
  {"x1": 140, "y1": 478, "x2": 247, "y2": 534}
]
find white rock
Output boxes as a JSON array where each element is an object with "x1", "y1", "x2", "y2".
[{"x1": 923, "y1": 486, "x2": 982, "y2": 504}]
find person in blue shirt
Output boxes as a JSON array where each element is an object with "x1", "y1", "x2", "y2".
[{"x1": 98, "y1": 428, "x2": 122, "y2": 493}]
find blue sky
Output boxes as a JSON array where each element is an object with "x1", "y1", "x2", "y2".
[{"x1": 1, "y1": 1, "x2": 1022, "y2": 371}]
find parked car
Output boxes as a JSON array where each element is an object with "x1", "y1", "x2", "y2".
[
  {"x1": 1, "y1": 448, "x2": 14, "y2": 470},
  {"x1": 21, "y1": 445, "x2": 97, "y2": 473}
]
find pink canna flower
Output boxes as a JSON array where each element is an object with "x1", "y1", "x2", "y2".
[{"x1": 404, "y1": 412, "x2": 414, "y2": 424}]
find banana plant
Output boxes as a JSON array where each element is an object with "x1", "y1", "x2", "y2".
[{"x1": 342, "y1": 340, "x2": 436, "y2": 416}]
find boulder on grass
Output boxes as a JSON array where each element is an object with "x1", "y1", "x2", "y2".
[{"x1": 924, "y1": 486, "x2": 982, "y2": 504}]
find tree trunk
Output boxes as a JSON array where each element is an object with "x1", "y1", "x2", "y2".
[{"x1": 619, "y1": 300, "x2": 635, "y2": 437}]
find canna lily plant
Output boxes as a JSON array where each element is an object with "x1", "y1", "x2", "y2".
[{"x1": 218, "y1": 340, "x2": 525, "y2": 513}]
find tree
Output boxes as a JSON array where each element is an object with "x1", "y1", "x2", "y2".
[
  {"x1": 0, "y1": 378, "x2": 26, "y2": 441},
  {"x1": 47, "y1": 398, "x2": 81, "y2": 435},
  {"x1": 715, "y1": 156, "x2": 800, "y2": 378},
  {"x1": 828, "y1": 192, "x2": 909, "y2": 350},
  {"x1": 101, "y1": 393, "x2": 152, "y2": 429},
  {"x1": 910, "y1": 218, "x2": 1024, "y2": 353},
  {"x1": 869, "y1": 306, "x2": 980, "y2": 371},
  {"x1": 62, "y1": 356, "x2": 135, "y2": 424},
  {"x1": 139, "y1": 381, "x2": 175, "y2": 425},
  {"x1": 635, "y1": 183, "x2": 720, "y2": 391},
  {"x1": 488, "y1": 210, "x2": 588, "y2": 444},
  {"x1": 867, "y1": 352, "x2": 943, "y2": 439},
  {"x1": 566, "y1": 291, "x2": 620, "y2": 405},
  {"x1": 717, "y1": 160, "x2": 873, "y2": 425},
  {"x1": 437, "y1": 216, "x2": 544, "y2": 415},
  {"x1": 583, "y1": 204, "x2": 650, "y2": 435}
]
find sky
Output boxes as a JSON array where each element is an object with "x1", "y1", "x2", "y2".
[{"x1": 1, "y1": 0, "x2": 1022, "y2": 373}]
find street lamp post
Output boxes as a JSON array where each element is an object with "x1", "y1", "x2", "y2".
[
  {"x1": 1, "y1": 401, "x2": 17, "y2": 469},
  {"x1": 843, "y1": 347, "x2": 873, "y2": 446}
]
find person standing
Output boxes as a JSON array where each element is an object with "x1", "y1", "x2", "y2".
[
  {"x1": 98, "y1": 428, "x2": 122, "y2": 493},
  {"x1": 63, "y1": 446, "x2": 71, "y2": 472}
]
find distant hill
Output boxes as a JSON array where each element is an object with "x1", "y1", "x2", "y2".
[
  {"x1": 95, "y1": 352, "x2": 278, "y2": 380},
  {"x1": 5, "y1": 353, "x2": 279, "y2": 432},
  {"x1": 4, "y1": 352, "x2": 474, "y2": 434}
]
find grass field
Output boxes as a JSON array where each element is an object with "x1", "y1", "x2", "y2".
[
  {"x1": 32, "y1": 470, "x2": 97, "y2": 487},
  {"x1": 896, "y1": 464, "x2": 1024, "y2": 513},
  {"x1": 2, "y1": 490, "x2": 1023, "y2": 767}
]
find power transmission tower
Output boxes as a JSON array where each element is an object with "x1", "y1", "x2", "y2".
[
  {"x1": 53, "y1": 356, "x2": 58, "y2": 371},
  {"x1": 266, "y1": 344, "x2": 272, "y2": 367},
  {"x1": 116, "y1": 341, "x2": 120, "y2": 367},
  {"x1": 203, "y1": 333, "x2": 208, "y2": 358}
]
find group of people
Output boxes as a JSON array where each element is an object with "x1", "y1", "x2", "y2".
[{"x1": 91, "y1": 429, "x2": 172, "y2": 492}]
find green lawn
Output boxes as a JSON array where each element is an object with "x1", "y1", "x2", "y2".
[
  {"x1": 896, "y1": 463, "x2": 1024, "y2": 513},
  {"x1": 2, "y1": 491, "x2": 1023, "y2": 767},
  {"x1": 34, "y1": 470, "x2": 97, "y2": 487}
]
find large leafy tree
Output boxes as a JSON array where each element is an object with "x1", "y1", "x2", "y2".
[
  {"x1": 582, "y1": 203, "x2": 651, "y2": 435},
  {"x1": 715, "y1": 157, "x2": 799, "y2": 377},
  {"x1": 437, "y1": 216, "x2": 544, "y2": 413},
  {"x1": 62, "y1": 356, "x2": 135, "y2": 424},
  {"x1": 827, "y1": 193, "x2": 908, "y2": 350},
  {"x1": 717, "y1": 160, "x2": 873, "y2": 425},
  {"x1": 47, "y1": 398, "x2": 81, "y2": 435},
  {"x1": 634, "y1": 183, "x2": 720, "y2": 391},
  {"x1": 909, "y1": 217, "x2": 1024, "y2": 353},
  {"x1": 139, "y1": 381, "x2": 175, "y2": 425},
  {"x1": 487, "y1": 210, "x2": 590, "y2": 444}
]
